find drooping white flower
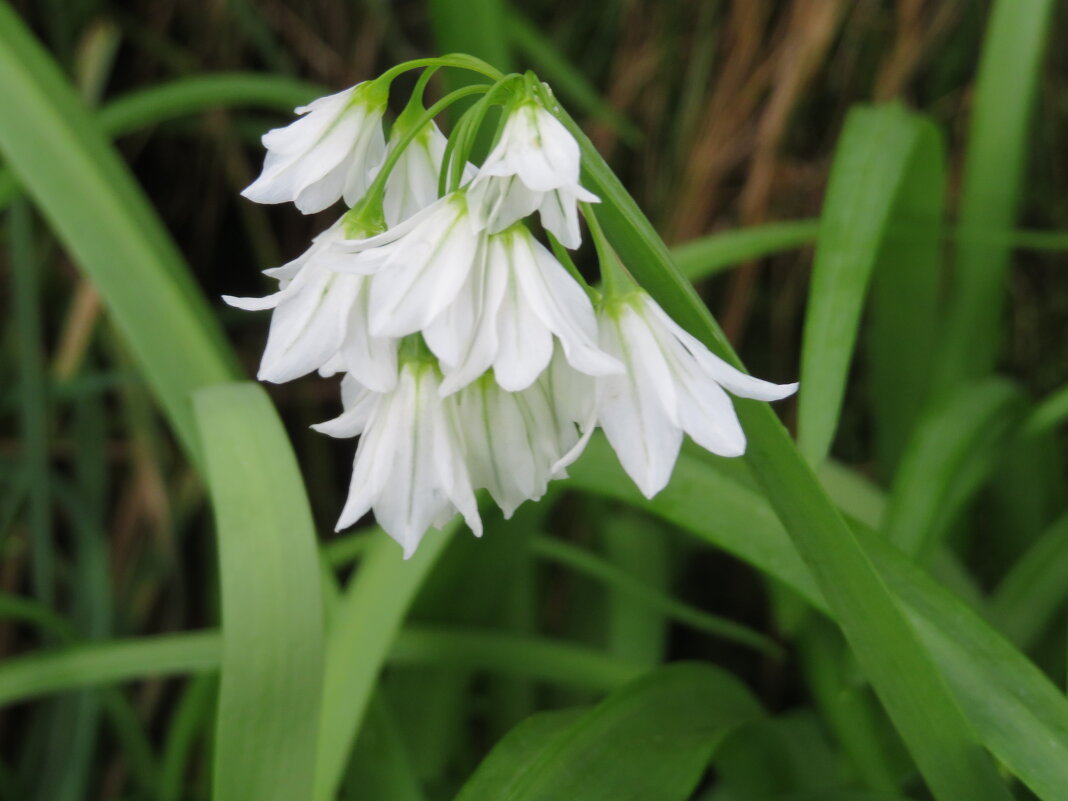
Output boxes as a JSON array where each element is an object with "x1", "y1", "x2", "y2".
[
  {"x1": 222, "y1": 219, "x2": 397, "y2": 391},
  {"x1": 425, "y1": 223, "x2": 622, "y2": 394},
  {"x1": 596, "y1": 292, "x2": 798, "y2": 498},
  {"x1": 379, "y1": 119, "x2": 461, "y2": 227},
  {"x1": 314, "y1": 362, "x2": 482, "y2": 557},
  {"x1": 332, "y1": 193, "x2": 483, "y2": 339},
  {"x1": 467, "y1": 99, "x2": 599, "y2": 248},
  {"x1": 453, "y1": 353, "x2": 590, "y2": 517},
  {"x1": 242, "y1": 82, "x2": 387, "y2": 214}
]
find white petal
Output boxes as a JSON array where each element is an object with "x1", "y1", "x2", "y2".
[
  {"x1": 596, "y1": 307, "x2": 683, "y2": 498},
  {"x1": 336, "y1": 388, "x2": 398, "y2": 530},
  {"x1": 369, "y1": 198, "x2": 479, "y2": 337},
  {"x1": 435, "y1": 393, "x2": 483, "y2": 538},
  {"x1": 312, "y1": 385, "x2": 378, "y2": 438},
  {"x1": 467, "y1": 173, "x2": 541, "y2": 234},
  {"x1": 340, "y1": 281, "x2": 398, "y2": 392},
  {"x1": 537, "y1": 185, "x2": 597, "y2": 250},
  {"x1": 255, "y1": 267, "x2": 335, "y2": 382},
  {"x1": 244, "y1": 94, "x2": 379, "y2": 214},
  {"x1": 493, "y1": 243, "x2": 553, "y2": 391},
  {"x1": 644, "y1": 298, "x2": 798, "y2": 401},
  {"x1": 511, "y1": 231, "x2": 623, "y2": 377},
  {"x1": 222, "y1": 291, "x2": 285, "y2": 312},
  {"x1": 342, "y1": 124, "x2": 387, "y2": 207},
  {"x1": 382, "y1": 122, "x2": 448, "y2": 226},
  {"x1": 430, "y1": 240, "x2": 509, "y2": 395},
  {"x1": 372, "y1": 369, "x2": 444, "y2": 554}
]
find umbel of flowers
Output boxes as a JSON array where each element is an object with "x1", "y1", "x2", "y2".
[{"x1": 227, "y1": 56, "x2": 797, "y2": 558}]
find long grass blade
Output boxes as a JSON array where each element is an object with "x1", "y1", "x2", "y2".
[
  {"x1": 0, "y1": 632, "x2": 221, "y2": 707},
  {"x1": 798, "y1": 103, "x2": 934, "y2": 466},
  {"x1": 194, "y1": 382, "x2": 324, "y2": 801},
  {"x1": 935, "y1": 0, "x2": 1057, "y2": 391},
  {"x1": 881, "y1": 378, "x2": 1023, "y2": 559}
]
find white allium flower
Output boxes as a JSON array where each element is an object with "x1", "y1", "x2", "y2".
[
  {"x1": 596, "y1": 292, "x2": 798, "y2": 498},
  {"x1": 381, "y1": 119, "x2": 449, "y2": 227},
  {"x1": 424, "y1": 224, "x2": 622, "y2": 394},
  {"x1": 467, "y1": 99, "x2": 599, "y2": 248},
  {"x1": 242, "y1": 82, "x2": 388, "y2": 214},
  {"x1": 333, "y1": 193, "x2": 483, "y2": 339},
  {"x1": 313, "y1": 363, "x2": 482, "y2": 557},
  {"x1": 222, "y1": 220, "x2": 398, "y2": 391},
  {"x1": 453, "y1": 353, "x2": 590, "y2": 517}
]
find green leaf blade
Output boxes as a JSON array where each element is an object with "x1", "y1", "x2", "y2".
[
  {"x1": 194, "y1": 382, "x2": 324, "y2": 801},
  {"x1": 456, "y1": 663, "x2": 763, "y2": 801}
]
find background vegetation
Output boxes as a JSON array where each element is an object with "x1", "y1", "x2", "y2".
[{"x1": 1, "y1": 1, "x2": 1067, "y2": 800}]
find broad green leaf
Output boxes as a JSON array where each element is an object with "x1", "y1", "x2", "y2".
[
  {"x1": 882, "y1": 378, "x2": 1023, "y2": 558},
  {"x1": 568, "y1": 437, "x2": 1068, "y2": 801},
  {"x1": 935, "y1": 0, "x2": 1057, "y2": 391},
  {"x1": 714, "y1": 712, "x2": 848, "y2": 798},
  {"x1": 454, "y1": 663, "x2": 762, "y2": 801},
  {"x1": 559, "y1": 98, "x2": 1013, "y2": 801},
  {"x1": 0, "y1": 4, "x2": 238, "y2": 461},
  {"x1": 453, "y1": 709, "x2": 586, "y2": 801},
  {"x1": 193, "y1": 382, "x2": 324, "y2": 801},
  {"x1": 799, "y1": 103, "x2": 933, "y2": 467}
]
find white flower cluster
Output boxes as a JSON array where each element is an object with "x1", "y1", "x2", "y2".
[{"x1": 228, "y1": 74, "x2": 796, "y2": 557}]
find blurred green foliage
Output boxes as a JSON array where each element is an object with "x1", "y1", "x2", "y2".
[{"x1": 1, "y1": 1, "x2": 1067, "y2": 800}]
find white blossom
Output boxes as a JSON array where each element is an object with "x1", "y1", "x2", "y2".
[
  {"x1": 596, "y1": 292, "x2": 798, "y2": 498},
  {"x1": 242, "y1": 83, "x2": 387, "y2": 214},
  {"x1": 467, "y1": 99, "x2": 598, "y2": 248},
  {"x1": 332, "y1": 193, "x2": 483, "y2": 339},
  {"x1": 380, "y1": 119, "x2": 448, "y2": 227},
  {"x1": 425, "y1": 223, "x2": 622, "y2": 394},
  {"x1": 453, "y1": 353, "x2": 591, "y2": 517},
  {"x1": 313, "y1": 363, "x2": 482, "y2": 557},
  {"x1": 222, "y1": 220, "x2": 397, "y2": 391}
]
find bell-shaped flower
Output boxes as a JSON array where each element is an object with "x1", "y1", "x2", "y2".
[
  {"x1": 380, "y1": 119, "x2": 466, "y2": 227},
  {"x1": 467, "y1": 99, "x2": 598, "y2": 248},
  {"x1": 222, "y1": 219, "x2": 397, "y2": 391},
  {"x1": 424, "y1": 224, "x2": 622, "y2": 394},
  {"x1": 596, "y1": 292, "x2": 798, "y2": 498},
  {"x1": 453, "y1": 353, "x2": 590, "y2": 517},
  {"x1": 313, "y1": 362, "x2": 482, "y2": 557},
  {"x1": 332, "y1": 192, "x2": 483, "y2": 339},
  {"x1": 242, "y1": 82, "x2": 387, "y2": 214}
]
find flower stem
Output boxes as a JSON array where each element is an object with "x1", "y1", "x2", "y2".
[
  {"x1": 583, "y1": 202, "x2": 634, "y2": 298},
  {"x1": 376, "y1": 54, "x2": 506, "y2": 88},
  {"x1": 359, "y1": 83, "x2": 490, "y2": 210}
]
